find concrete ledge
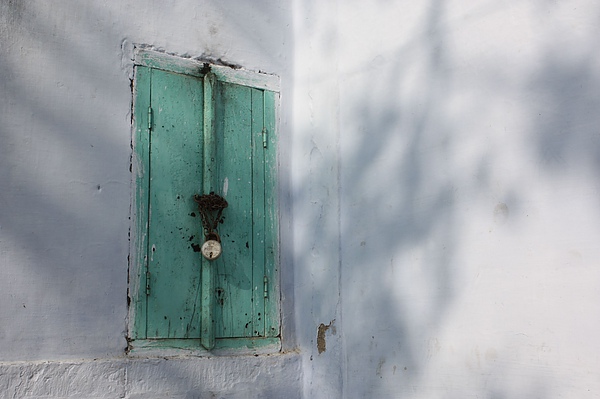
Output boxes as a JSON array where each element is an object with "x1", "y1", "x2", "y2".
[{"x1": 0, "y1": 352, "x2": 302, "y2": 399}]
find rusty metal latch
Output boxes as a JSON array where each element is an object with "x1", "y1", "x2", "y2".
[{"x1": 194, "y1": 192, "x2": 228, "y2": 260}]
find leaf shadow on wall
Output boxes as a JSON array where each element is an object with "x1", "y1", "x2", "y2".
[
  {"x1": 0, "y1": 1, "x2": 132, "y2": 360},
  {"x1": 289, "y1": 0, "x2": 600, "y2": 398}
]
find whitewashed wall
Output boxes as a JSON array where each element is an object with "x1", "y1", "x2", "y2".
[
  {"x1": 293, "y1": 0, "x2": 600, "y2": 398},
  {"x1": 2, "y1": 0, "x2": 600, "y2": 398},
  {"x1": 0, "y1": 1, "x2": 300, "y2": 397}
]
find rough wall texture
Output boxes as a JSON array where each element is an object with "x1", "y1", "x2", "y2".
[
  {"x1": 0, "y1": 354, "x2": 301, "y2": 398},
  {"x1": 0, "y1": 0, "x2": 300, "y2": 397},
  {"x1": 292, "y1": 0, "x2": 600, "y2": 398},
  {"x1": 2, "y1": 0, "x2": 600, "y2": 398}
]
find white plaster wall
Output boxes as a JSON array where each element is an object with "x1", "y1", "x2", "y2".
[
  {"x1": 0, "y1": 354, "x2": 301, "y2": 399},
  {"x1": 3, "y1": 0, "x2": 600, "y2": 398},
  {"x1": 0, "y1": 0, "x2": 300, "y2": 397},
  {"x1": 292, "y1": 0, "x2": 600, "y2": 398}
]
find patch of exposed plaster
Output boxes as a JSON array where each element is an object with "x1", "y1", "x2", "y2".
[{"x1": 317, "y1": 319, "x2": 336, "y2": 354}]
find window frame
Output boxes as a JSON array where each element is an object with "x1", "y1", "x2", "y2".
[{"x1": 127, "y1": 49, "x2": 281, "y2": 355}]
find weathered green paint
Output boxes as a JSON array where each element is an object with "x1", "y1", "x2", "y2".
[
  {"x1": 201, "y1": 72, "x2": 216, "y2": 350},
  {"x1": 251, "y1": 87, "x2": 267, "y2": 338},
  {"x1": 146, "y1": 67, "x2": 204, "y2": 339},
  {"x1": 129, "y1": 337, "x2": 281, "y2": 355},
  {"x1": 263, "y1": 90, "x2": 280, "y2": 337},
  {"x1": 212, "y1": 67, "x2": 280, "y2": 93},
  {"x1": 134, "y1": 49, "x2": 280, "y2": 92},
  {"x1": 131, "y1": 65, "x2": 151, "y2": 340},
  {"x1": 134, "y1": 50, "x2": 208, "y2": 79},
  {"x1": 214, "y1": 82, "x2": 254, "y2": 338},
  {"x1": 131, "y1": 59, "x2": 279, "y2": 350}
]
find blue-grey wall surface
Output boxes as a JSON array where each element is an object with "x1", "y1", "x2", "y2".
[{"x1": 1, "y1": 0, "x2": 600, "y2": 398}]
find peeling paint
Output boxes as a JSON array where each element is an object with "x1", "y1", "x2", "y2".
[
  {"x1": 223, "y1": 177, "x2": 229, "y2": 196},
  {"x1": 317, "y1": 320, "x2": 335, "y2": 354}
]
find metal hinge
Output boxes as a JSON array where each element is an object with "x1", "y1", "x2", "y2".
[
  {"x1": 262, "y1": 127, "x2": 268, "y2": 149},
  {"x1": 146, "y1": 271, "x2": 151, "y2": 295},
  {"x1": 263, "y1": 276, "x2": 268, "y2": 298},
  {"x1": 148, "y1": 106, "x2": 153, "y2": 131}
]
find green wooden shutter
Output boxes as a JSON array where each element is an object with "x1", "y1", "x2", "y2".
[
  {"x1": 213, "y1": 82, "x2": 266, "y2": 339},
  {"x1": 145, "y1": 67, "x2": 204, "y2": 339},
  {"x1": 132, "y1": 61, "x2": 279, "y2": 347}
]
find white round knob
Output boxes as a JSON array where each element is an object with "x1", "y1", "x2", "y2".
[{"x1": 201, "y1": 239, "x2": 222, "y2": 260}]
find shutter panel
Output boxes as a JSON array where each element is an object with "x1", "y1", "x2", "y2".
[
  {"x1": 250, "y1": 87, "x2": 267, "y2": 338},
  {"x1": 213, "y1": 82, "x2": 264, "y2": 338},
  {"x1": 132, "y1": 59, "x2": 279, "y2": 346},
  {"x1": 263, "y1": 90, "x2": 279, "y2": 338},
  {"x1": 132, "y1": 66, "x2": 151, "y2": 340},
  {"x1": 146, "y1": 68, "x2": 204, "y2": 339}
]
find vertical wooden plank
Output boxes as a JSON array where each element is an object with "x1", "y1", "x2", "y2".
[
  {"x1": 132, "y1": 65, "x2": 151, "y2": 339},
  {"x1": 201, "y1": 257, "x2": 215, "y2": 349},
  {"x1": 251, "y1": 89, "x2": 266, "y2": 337},
  {"x1": 201, "y1": 73, "x2": 216, "y2": 350},
  {"x1": 214, "y1": 82, "x2": 255, "y2": 339},
  {"x1": 146, "y1": 68, "x2": 204, "y2": 339},
  {"x1": 263, "y1": 90, "x2": 280, "y2": 337},
  {"x1": 203, "y1": 73, "x2": 218, "y2": 193}
]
